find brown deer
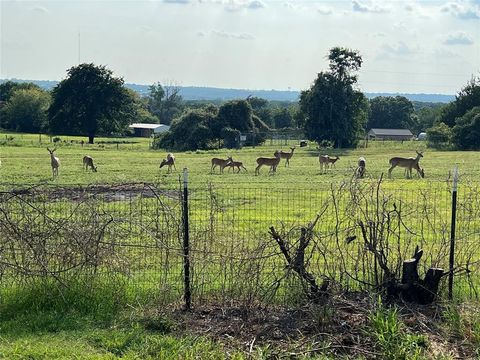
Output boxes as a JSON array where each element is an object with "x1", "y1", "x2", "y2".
[
  {"x1": 160, "y1": 153, "x2": 176, "y2": 173},
  {"x1": 327, "y1": 156, "x2": 340, "y2": 168},
  {"x1": 47, "y1": 147, "x2": 60, "y2": 179},
  {"x1": 226, "y1": 160, "x2": 247, "y2": 173},
  {"x1": 255, "y1": 152, "x2": 281, "y2": 175},
  {"x1": 274, "y1": 146, "x2": 296, "y2": 167},
  {"x1": 83, "y1": 155, "x2": 97, "y2": 172},
  {"x1": 388, "y1": 151, "x2": 424, "y2": 179},
  {"x1": 211, "y1": 156, "x2": 232, "y2": 174}
]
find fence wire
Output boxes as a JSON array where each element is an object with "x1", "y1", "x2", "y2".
[{"x1": 0, "y1": 179, "x2": 478, "y2": 305}]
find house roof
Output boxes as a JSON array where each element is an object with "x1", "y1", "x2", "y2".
[
  {"x1": 129, "y1": 123, "x2": 163, "y2": 130},
  {"x1": 368, "y1": 128, "x2": 413, "y2": 136}
]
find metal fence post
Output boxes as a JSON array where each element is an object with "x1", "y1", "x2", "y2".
[
  {"x1": 182, "y1": 168, "x2": 191, "y2": 310},
  {"x1": 448, "y1": 165, "x2": 459, "y2": 300}
]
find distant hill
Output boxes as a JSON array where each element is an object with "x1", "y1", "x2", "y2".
[{"x1": 1, "y1": 78, "x2": 455, "y2": 103}]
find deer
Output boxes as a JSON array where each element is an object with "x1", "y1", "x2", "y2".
[
  {"x1": 160, "y1": 153, "x2": 176, "y2": 173},
  {"x1": 211, "y1": 156, "x2": 232, "y2": 174},
  {"x1": 319, "y1": 155, "x2": 330, "y2": 173},
  {"x1": 226, "y1": 160, "x2": 247, "y2": 173},
  {"x1": 274, "y1": 146, "x2": 296, "y2": 167},
  {"x1": 255, "y1": 151, "x2": 281, "y2": 175},
  {"x1": 356, "y1": 157, "x2": 366, "y2": 178},
  {"x1": 47, "y1": 147, "x2": 60, "y2": 179},
  {"x1": 83, "y1": 155, "x2": 97, "y2": 172},
  {"x1": 327, "y1": 156, "x2": 340, "y2": 168},
  {"x1": 388, "y1": 151, "x2": 424, "y2": 179}
]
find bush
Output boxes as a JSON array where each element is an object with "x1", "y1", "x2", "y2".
[
  {"x1": 452, "y1": 106, "x2": 480, "y2": 150},
  {"x1": 426, "y1": 122, "x2": 452, "y2": 149}
]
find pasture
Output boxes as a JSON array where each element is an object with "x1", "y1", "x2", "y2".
[
  {"x1": 1, "y1": 132, "x2": 479, "y2": 359},
  {"x1": 1, "y1": 131, "x2": 479, "y2": 187}
]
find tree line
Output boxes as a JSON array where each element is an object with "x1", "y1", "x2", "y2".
[{"x1": 1, "y1": 48, "x2": 478, "y2": 149}]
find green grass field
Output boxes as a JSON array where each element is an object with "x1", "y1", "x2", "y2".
[
  {"x1": 1, "y1": 131, "x2": 479, "y2": 359},
  {"x1": 1, "y1": 131, "x2": 479, "y2": 187}
]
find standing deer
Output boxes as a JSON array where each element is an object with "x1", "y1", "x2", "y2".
[
  {"x1": 160, "y1": 153, "x2": 176, "y2": 173},
  {"x1": 211, "y1": 156, "x2": 232, "y2": 174},
  {"x1": 255, "y1": 151, "x2": 281, "y2": 175},
  {"x1": 319, "y1": 155, "x2": 330, "y2": 173},
  {"x1": 83, "y1": 155, "x2": 97, "y2": 172},
  {"x1": 47, "y1": 147, "x2": 60, "y2": 179},
  {"x1": 226, "y1": 160, "x2": 247, "y2": 173},
  {"x1": 388, "y1": 151, "x2": 424, "y2": 179},
  {"x1": 356, "y1": 157, "x2": 366, "y2": 178},
  {"x1": 274, "y1": 147, "x2": 296, "y2": 167}
]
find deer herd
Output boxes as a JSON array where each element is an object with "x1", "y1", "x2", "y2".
[{"x1": 43, "y1": 146, "x2": 425, "y2": 180}]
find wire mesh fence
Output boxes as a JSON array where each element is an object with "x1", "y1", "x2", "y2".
[{"x1": 0, "y1": 178, "x2": 478, "y2": 306}]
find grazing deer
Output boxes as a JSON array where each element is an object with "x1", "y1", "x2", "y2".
[
  {"x1": 327, "y1": 156, "x2": 340, "y2": 168},
  {"x1": 47, "y1": 147, "x2": 60, "y2": 179},
  {"x1": 388, "y1": 151, "x2": 424, "y2": 179},
  {"x1": 83, "y1": 155, "x2": 97, "y2": 172},
  {"x1": 226, "y1": 160, "x2": 247, "y2": 173},
  {"x1": 160, "y1": 153, "x2": 176, "y2": 173},
  {"x1": 356, "y1": 157, "x2": 366, "y2": 178},
  {"x1": 255, "y1": 152, "x2": 281, "y2": 175},
  {"x1": 211, "y1": 156, "x2": 232, "y2": 174},
  {"x1": 274, "y1": 146, "x2": 296, "y2": 167}
]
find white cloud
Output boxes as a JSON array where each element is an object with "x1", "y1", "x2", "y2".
[
  {"x1": 248, "y1": 0, "x2": 265, "y2": 9},
  {"x1": 224, "y1": 0, "x2": 265, "y2": 11},
  {"x1": 317, "y1": 6, "x2": 333, "y2": 15},
  {"x1": 164, "y1": 0, "x2": 190, "y2": 3},
  {"x1": 352, "y1": 0, "x2": 389, "y2": 13},
  {"x1": 211, "y1": 30, "x2": 255, "y2": 40},
  {"x1": 377, "y1": 41, "x2": 418, "y2": 60},
  {"x1": 443, "y1": 31, "x2": 474, "y2": 45},
  {"x1": 440, "y1": 2, "x2": 480, "y2": 20},
  {"x1": 31, "y1": 6, "x2": 48, "y2": 14}
]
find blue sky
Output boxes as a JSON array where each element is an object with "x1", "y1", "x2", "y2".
[{"x1": 1, "y1": 0, "x2": 479, "y2": 94}]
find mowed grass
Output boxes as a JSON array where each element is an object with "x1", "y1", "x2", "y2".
[{"x1": 1, "y1": 131, "x2": 480, "y2": 188}]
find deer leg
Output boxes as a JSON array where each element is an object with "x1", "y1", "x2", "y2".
[{"x1": 388, "y1": 165, "x2": 396, "y2": 178}]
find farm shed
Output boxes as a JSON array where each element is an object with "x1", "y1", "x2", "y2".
[
  {"x1": 129, "y1": 123, "x2": 170, "y2": 137},
  {"x1": 368, "y1": 128, "x2": 414, "y2": 141}
]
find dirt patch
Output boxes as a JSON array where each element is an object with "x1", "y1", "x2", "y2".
[
  {"x1": 1, "y1": 183, "x2": 180, "y2": 202},
  {"x1": 155, "y1": 294, "x2": 478, "y2": 359}
]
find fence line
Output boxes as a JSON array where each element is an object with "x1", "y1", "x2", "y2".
[{"x1": 0, "y1": 179, "x2": 478, "y2": 306}]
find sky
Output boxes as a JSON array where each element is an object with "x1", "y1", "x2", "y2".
[{"x1": 1, "y1": 0, "x2": 479, "y2": 95}]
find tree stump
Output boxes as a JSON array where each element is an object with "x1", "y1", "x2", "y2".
[{"x1": 398, "y1": 247, "x2": 444, "y2": 304}]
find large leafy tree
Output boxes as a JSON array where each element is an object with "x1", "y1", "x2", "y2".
[
  {"x1": 367, "y1": 96, "x2": 417, "y2": 131},
  {"x1": 441, "y1": 77, "x2": 480, "y2": 127},
  {"x1": 48, "y1": 63, "x2": 136, "y2": 143},
  {"x1": 1, "y1": 88, "x2": 51, "y2": 132},
  {"x1": 299, "y1": 47, "x2": 368, "y2": 148},
  {"x1": 452, "y1": 106, "x2": 480, "y2": 150}
]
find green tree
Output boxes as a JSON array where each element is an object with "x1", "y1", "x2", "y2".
[
  {"x1": 441, "y1": 76, "x2": 480, "y2": 127},
  {"x1": 155, "y1": 108, "x2": 217, "y2": 150},
  {"x1": 452, "y1": 106, "x2": 480, "y2": 150},
  {"x1": 367, "y1": 96, "x2": 417, "y2": 131},
  {"x1": 300, "y1": 47, "x2": 368, "y2": 148},
  {"x1": 273, "y1": 108, "x2": 293, "y2": 128},
  {"x1": 216, "y1": 100, "x2": 254, "y2": 132},
  {"x1": 48, "y1": 63, "x2": 136, "y2": 143},
  {"x1": 426, "y1": 122, "x2": 452, "y2": 148},
  {"x1": 0, "y1": 81, "x2": 41, "y2": 102},
  {"x1": 247, "y1": 96, "x2": 273, "y2": 127},
  {"x1": 147, "y1": 82, "x2": 183, "y2": 125},
  {"x1": 1, "y1": 88, "x2": 51, "y2": 132}
]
